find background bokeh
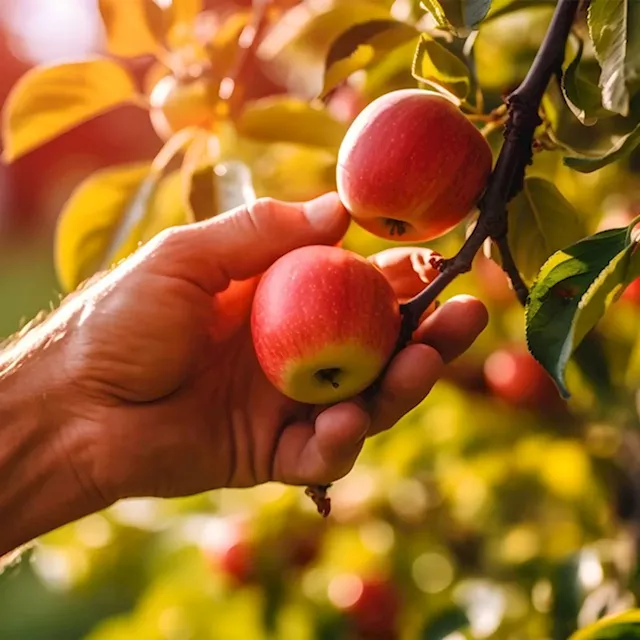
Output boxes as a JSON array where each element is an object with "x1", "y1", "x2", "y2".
[{"x1": 2, "y1": 2, "x2": 640, "y2": 639}]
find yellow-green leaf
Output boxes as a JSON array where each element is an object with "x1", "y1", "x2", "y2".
[
  {"x1": 141, "y1": 170, "x2": 192, "y2": 243},
  {"x1": 55, "y1": 129, "x2": 195, "y2": 291},
  {"x1": 98, "y1": 0, "x2": 165, "y2": 57},
  {"x1": 236, "y1": 97, "x2": 347, "y2": 149},
  {"x1": 412, "y1": 33, "x2": 471, "y2": 103},
  {"x1": 526, "y1": 223, "x2": 640, "y2": 397},
  {"x1": 257, "y1": 0, "x2": 390, "y2": 99},
  {"x1": 322, "y1": 20, "x2": 419, "y2": 97},
  {"x1": 569, "y1": 609, "x2": 640, "y2": 639},
  {"x1": 502, "y1": 177, "x2": 586, "y2": 283},
  {"x1": 55, "y1": 164, "x2": 157, "y2": 292},
  {"x1": 2, "y1": 58, "x2": 137, "y2": 162}
]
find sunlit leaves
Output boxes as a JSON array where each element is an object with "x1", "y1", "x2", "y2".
[
  {"x1": 420, "y1": 606, "x2": 470, "y2": 639},
  {"x1": 98, "y1": 0, "x2": 165, "y2": 57},
  {"x1": 1, "y1": 59, "x2": 137, "y2": 162},
  {"x1": 569, "y1": 609, "x2": 640, "y2": 639},
  {"x1": 55, "y1": 129, "x2": 196, "y2": 291},
  {"x1": 55, "y1": 163, "x2": 159, "y2": 292},
  {"x1": 588, "y1": 0, "x2": 640, "y2": 117},
  {"x1": 412, "y1": 34, "x2": 471, "y2": 103},
  {"x1": 257, "y1": 0, "x2": 390, "y2": 99},
  {"x1": 526, "y1": 221, "x2": 640, "y2": 397},
  {"x1": 474, "y1": 5, "x2": 554, "y2": 92},
  {"x1": 322, "y1": 20, "x2": 418, "y2": 97},
  {"x1": 236, "y1": 97, "x2": 347, "y2": 149},
  {"x1": 504, "y1": 177, "x2": 586, "y2": 284},
  {"x1": 562, "y1": 38, "x2": 613, "y2": 126},
  {"x1": 420, "y1": 0, "x2": 492, "y2": 37},
  {"x1": 564, "y1": 122, "x2": 640, "y2": 173}
]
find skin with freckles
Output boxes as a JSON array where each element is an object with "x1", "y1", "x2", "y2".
[{"x1": 0, "y1": 192, "x2": 488, "y2": 556}]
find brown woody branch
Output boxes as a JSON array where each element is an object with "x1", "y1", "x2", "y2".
[
  {"x1": 307, "y1": 0, "x2": 581, "y2": 518},
  {"x1": 400, "y1": 0, "x2": 580, "y2": 329}
]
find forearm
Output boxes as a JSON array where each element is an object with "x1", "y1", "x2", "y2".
[{"x1": 0, "y1": 328, "x2": 96, "y2": 557}]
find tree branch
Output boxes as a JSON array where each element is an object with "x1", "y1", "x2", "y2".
[
  {"x1": 400, "y1": 0, "x2": 580, "y2": 324},
  {"x1": 494, "y1": 235, "x2": 530, "y2": 306},
  {"x1": 306, "y1": 0, "x2": 580, "y2": 519}
]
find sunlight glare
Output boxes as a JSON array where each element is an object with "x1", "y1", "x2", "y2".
[{"x1": 3, "y1": 0, "x2": 103, "y2": 65}]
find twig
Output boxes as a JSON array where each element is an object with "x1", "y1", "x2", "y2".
[
  {"x1": 221, "y1": 0, "x2": 273, "y2": 116},
  {"x1": 400, "y1": 0, "x2": 580, "y2": 323},
  {"x1": 494, "y1": 235, "x2": 530, "y2": 305}
]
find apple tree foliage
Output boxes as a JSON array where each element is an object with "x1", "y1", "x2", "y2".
[{"x1": 3, "y1": 0, "x2": 640, "y2": 638}]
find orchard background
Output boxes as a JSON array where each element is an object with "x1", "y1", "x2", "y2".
[{"x1": 2, "y1": 0, "x2": 640, "y2": 639}]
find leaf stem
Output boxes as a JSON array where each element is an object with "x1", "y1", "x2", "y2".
[{"x1": 399, "y1": 0, "x2": 580, "y2": 323}]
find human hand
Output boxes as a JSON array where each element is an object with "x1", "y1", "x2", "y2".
[{"x1": 0, "y1": 193, "x2": 487, "y2": 553}]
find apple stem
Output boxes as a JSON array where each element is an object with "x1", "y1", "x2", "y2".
[
  {"x1": 383, "y1": 219, "x2": 408, "y2": 237},
  {"x1": 316, "y1": 368, "x2": 341, "y2": 389},
  {"x1": 398, "y1": 0, "x2": 579, "y2": 331}
]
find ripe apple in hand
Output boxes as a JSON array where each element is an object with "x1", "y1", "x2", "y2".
[
  {"x1": 336, "y1": 88, "x2": 493, "y2": 243},
  {"x1": 251, "y1": 245, "x2": 401, "y2": 404}
]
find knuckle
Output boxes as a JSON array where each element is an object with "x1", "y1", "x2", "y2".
[{"x1": 152, "y1": 226, "x2": 191, "y2": 255}]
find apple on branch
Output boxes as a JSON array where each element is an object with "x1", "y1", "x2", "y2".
[{"x1": 336, "y1": 88, "x2": 493, "y2": 243}]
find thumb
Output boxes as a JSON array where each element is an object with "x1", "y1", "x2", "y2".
[{"x1": 146, "y1": 192, "x2": 350, "y2": 293}]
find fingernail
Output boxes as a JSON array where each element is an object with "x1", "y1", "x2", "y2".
[{"x1": 303, "y1": 192, "x2": 344, "y2": 230}]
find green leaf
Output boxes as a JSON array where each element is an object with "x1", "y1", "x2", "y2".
[
  {"x1": 181, "y1": 133, "x2": 257, "y2": 222},
  {"x1": 503, "y1": 177, "x2": 586, "y2": 284},
  {"x1": 322, "y1": 20, "x2": 419, "y2": 97},
  {"x1": 412, "y1": 33, "x2": 471, "y2": 102},
  {"x1": 1, "y1": 58, "x2": 137, "y2": 162},
  {"x1": 588, "y1": 0, "x2": 640, "y2": 117},
  {"x1": 98, "y1": 0, "x2": 165, "y2": 57},
  {"x1": 420, "y1": 0, "x2": 492, "y2": 37},
  {"x1": 569, "y1": 609, "x2": 640, "y2": 639},
  {"x1": 257, "y1": 0, "x2": 390, "y2": 99},
  {"x1": 236, "y1": 97, "x2": 347, "y2": 149},
  {"x1": 526, "y1": 221, "x2": 640, "y2": 398},
  {"x1": 55, "y1": 130, "x2": 195, "y2": 291},
  {"x1": 563, "y1": 121, "x2": 640, "y2": 173},
  {"x1": 562, "y1": 37, "x2": 613, "y2": 125},
  {"x1": 421, "y1": 606, "x2": 470, "y2": 639}
]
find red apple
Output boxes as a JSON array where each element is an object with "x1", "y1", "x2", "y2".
[
  {"x1": 336, "y1": 89, "x2": 493, "y2": 243},
  {"x1": 342, "y1": 577, "x2": 401, "y2": 640},
  {"x1": 217, "y1": 540, "x2": 256, "y2": 585},
  {"x1": 621, "y1": 277, "x2": 640, "y2": 306},
  {"x1": 483, "y1": 345, "x2": 563, "y2": 412},
  {"x1": 149, "y1": 74, "x2": 217, "y2": 141},
  {"x1": 251, "y1": 245, "x2": 401, "y2": 404}
]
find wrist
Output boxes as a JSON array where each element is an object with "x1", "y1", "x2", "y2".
[{"x1": 0, "y1": 321, "x2": 103, "y2": 556}]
